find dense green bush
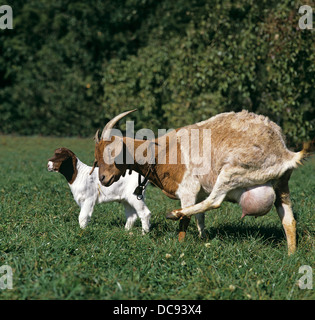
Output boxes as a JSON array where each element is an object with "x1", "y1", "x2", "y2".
[
  {"x1": 1, "y1": 0, "x2": 314, "y2": 144},
  {"x1": 102, "y1": 0, "x2": 315, "y2": 145},
  {"x1": 0, "y1": 0, "x2": 158, "y2": 136}
]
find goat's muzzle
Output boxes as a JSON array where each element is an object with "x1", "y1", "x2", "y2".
[
  {"x1": 47, "y1": 161, "x2": 55, "y2": 172},
  {"x1": 99, "y1": 174, "x2": 106, "y2": 184},
  {"x1": 99, "y1": 174, "x2": 116, "y2": 187}
]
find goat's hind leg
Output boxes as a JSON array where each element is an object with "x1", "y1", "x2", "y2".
[
  {"x1": 167, "y1": 169, "x2": 233, "y2": 220},
  {"x1": 274, "y1": 170, "x2": 296, "y2": 255},
  {"x1": 124, "y1": 199, "x2": 151, "y2": 234}
]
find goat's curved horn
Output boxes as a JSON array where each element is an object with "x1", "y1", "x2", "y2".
[
  {"x1": 101, "y1": 109, "x2": 137, "y2": 140},
  {"x1": 94, "y1": 129, "x2": 100, "y2": 144}
]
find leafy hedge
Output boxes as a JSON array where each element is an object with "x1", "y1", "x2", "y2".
[{"x1": 1, "y1": 0, "x2": 314, "y2": 144}]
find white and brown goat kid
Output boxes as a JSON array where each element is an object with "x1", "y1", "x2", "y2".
[
  {"x1": 93, "y1": 110, "x2": 312, "y2": 255},
  {"x1": 47, "y1": 148, "x2": 151, "y2": 233}
]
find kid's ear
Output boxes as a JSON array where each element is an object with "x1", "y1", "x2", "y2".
[
  {"x1": 48, "y1": 155, "x2": 58, "y2": 162},
  {"x1": 48, "y1": 151, "x2": 68, "y2": 162}
]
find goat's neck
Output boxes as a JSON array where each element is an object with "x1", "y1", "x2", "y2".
[
  {"x1": 65, "y1": 158, "x2": 91, "y2": 186},
  {"x1": 121, "y1": 137, "x2": 161, "y2": 187},
  {"x1": 75, "y1": 158, "x2": 93, "y2": 179},
  {"x1": 123, "y1": 137, "x2": 184, "y2": 197}
]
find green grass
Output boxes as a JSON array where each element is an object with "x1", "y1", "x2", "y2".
[{"x1": 0, "y1": 135, "x2": 314, "y2": 300}]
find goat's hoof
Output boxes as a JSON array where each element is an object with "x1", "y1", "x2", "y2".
[
  {"x1": 141, "y1": 228, "x2": 150, "y2": 235},
  {"x1": 178, "y1": 231, "x2": 186, "y2": 242},
  {"x1": 166, "y1": 210, "x2": 183, "y2": 220}
]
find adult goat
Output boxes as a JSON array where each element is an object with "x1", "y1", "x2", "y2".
[{"x1": 93, "y1": 109, "x2": 312, "y2": 254}]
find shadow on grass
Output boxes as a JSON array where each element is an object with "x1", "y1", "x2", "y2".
[
  {"x1": 93, "y1": 210, "x2": 293, "y2": 248},
  {"x1": 203, "y1": 223, "x2": 286, "y2": 246},
  {"x1": 147, "y1": 219, "x2": 287, "y2": 247}
]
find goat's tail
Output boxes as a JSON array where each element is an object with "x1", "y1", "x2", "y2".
[{"x1": 295, "y1": 139, "x2": 315, "y2": 165}]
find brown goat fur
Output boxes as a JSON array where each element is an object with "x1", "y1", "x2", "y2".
[
  {"x1": 48, "y1": 148, "x2": 78, "y2": 184},
  {"x1": 94, "y1": 110, "x2": 313, "y2": 254}
]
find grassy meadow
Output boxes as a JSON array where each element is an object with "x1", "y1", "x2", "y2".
[{"x1": 0, "y1": 135, "x2": 314, "y2": 300}]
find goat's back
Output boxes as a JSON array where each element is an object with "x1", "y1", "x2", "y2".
[{"x1": 179, "y1": 110, "x2": 298, "y2": 190}]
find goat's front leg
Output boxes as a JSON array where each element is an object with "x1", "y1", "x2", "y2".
[
  {"x1": 178, "y1": 217, "x2": 191, "y2": 242},
  {"x1": 195, "y1": 213, "x2": 206, "y2": 238},
  {"x1": 78, "y1": 199, "x2": 95, "y2": 229},
  {"x1": 123, "y1": 203, "x2": 139, "y2": 231},
  {"x1": 178, "y1": 196, "x2": 194, "y2": 242},
  {"x1": 177, "y1": 195, "x2": 206, "y2": 241},
  {"x1": 178, "y1": 214, "x2": 205, "y2": 242}
]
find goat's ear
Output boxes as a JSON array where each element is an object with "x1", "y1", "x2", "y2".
[
  {"x1": 49, "y1": 148, "x2": 73, "y2": 162},
  {"x1": 89, "y1": 160, "x2": 97, "y2": 175},
  {"x1": 48, "y1": 154, "x2": 61, "y2": 162}
]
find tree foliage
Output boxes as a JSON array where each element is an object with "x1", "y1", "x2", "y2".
[{"x1": 1, "y1": 0, "x2": 314, "y2": 144}]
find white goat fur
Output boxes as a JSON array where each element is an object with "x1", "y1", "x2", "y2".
[{"x1": 47, "y1": 148, "x2": 151, "y2": 233}]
